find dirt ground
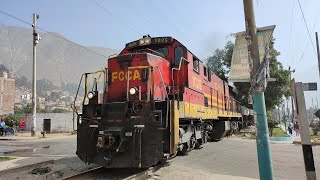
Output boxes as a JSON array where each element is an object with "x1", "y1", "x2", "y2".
[
  {"x1": 148, "y1": 162, "x2": 256, "y2": 180},
  {"x1": 0, "y1": 156, "x2": 98, "y2": 180}
]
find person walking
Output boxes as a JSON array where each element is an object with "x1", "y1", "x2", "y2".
[
  {"x1": 288, "y1": 126, "x2": 293, "y2": 136},
  {"x1": 0, "y1": 118, "x2": 5, "y2": 136},
  {"x1": 294, "y1": 122, "x2": 300, "y2": 136}
]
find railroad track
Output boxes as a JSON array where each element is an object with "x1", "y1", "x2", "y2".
[{"x1": 62, "y1": 164, "x2": 163, "y2": 180}]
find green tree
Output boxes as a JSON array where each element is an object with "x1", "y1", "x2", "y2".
[
  {"x1": 206, "y1": 38, "x2": 290, "y2": 111},
  {"x1": 206, "y1": 41, "x2": 234, "y2": 81}
]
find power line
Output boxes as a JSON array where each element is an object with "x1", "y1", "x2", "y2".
[
  {"x1": 297, "y1": 0, "x2": 317, "y2": 56},
  {"x1": 288, "y1": 0, "x2": 294, "y2": 51},
  {"x1": 88, "y1": 0, "x2": 142, "y2": 36},
  {"x1": 0, "y1": 9, "x2": 109, "y2": 58},
  {"x1": 294, "y1": 23, "x2": 316, "y2": 68}
]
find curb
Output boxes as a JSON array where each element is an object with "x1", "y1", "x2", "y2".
[
  {"x1": 1, "y1": 145, "x2": 50, "y2": 155},
  {"x1": 269, "y1": 137, "x2": 293, "y2": 142},
  {"x1": 293, "y1": 141, "x2": 320, "y2": 145},
  {"x1": 0, "y1": 159, "x2": 54, "y2": 174},
  {"x1": 0, "y1": 136, "x2": 39, "y2": 141}
]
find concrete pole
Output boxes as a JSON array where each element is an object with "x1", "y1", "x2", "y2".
[
  {"x1": 283, "y1": 103, "x2": 287, "y2": 134},
  {"x1": 31, "y1": 13, "x2": 40, "y2": 137},
  {"x1": 289, "y1": 66, "x2": 295, "y2": 124},
  {"x1": 243, "y1": 1, "x2": 274, "y2": 179},
  {"x1": 294, "y1": 82, "x2": 317, "y2": 180},
  {"x1": 278, "y1": 107, "x2": 281, "y2": 125}
]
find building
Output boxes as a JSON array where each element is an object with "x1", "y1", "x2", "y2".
[{"x1": 0, "y1": 72, "x2": 15, "y2": 115}]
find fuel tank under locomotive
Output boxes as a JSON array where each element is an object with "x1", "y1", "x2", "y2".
[{"x1": 76, "y1": 101, "x2": 165, "y2": 168}]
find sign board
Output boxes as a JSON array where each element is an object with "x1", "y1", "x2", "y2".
[
  {"x1": 229, "y1": 25, "x2": 275, "y2": 82},
  {"x1": 303, "y1": 83, "x2": 317, "y2": 91}
]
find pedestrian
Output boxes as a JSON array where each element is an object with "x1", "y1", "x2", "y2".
[
  {"x1": 0, "y1": 118, "x2": 5, "y2": 136},
  {"x1": 294, "y1": 122, "x2": 300, "y2": 136},
  {"x1": 288, "y1": 126, "x2": 293, "y2": 136}
]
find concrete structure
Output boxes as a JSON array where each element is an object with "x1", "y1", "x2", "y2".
[
  {"x1": 0, "y1": 72, "x2": 15, "y2": 115},
  {"x1": 26, "y1": 112, "x2": 76, "y2": 132}
]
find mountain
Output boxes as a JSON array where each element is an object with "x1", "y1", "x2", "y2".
[{"x1": 0, "y1": 24, "x2": 119, "y2": 86}]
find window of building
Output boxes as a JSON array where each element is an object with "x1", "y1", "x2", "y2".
[
  {"x1": 174, "y1": 46, "x2": 184, "y2": 65},
  {"x1": 193, "y1": 56, "x2": 199, "y2": 72}
]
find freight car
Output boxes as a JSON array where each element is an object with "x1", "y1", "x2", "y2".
[{"x1": 75, "y1": 35, "x2": 244, "y2": 168}]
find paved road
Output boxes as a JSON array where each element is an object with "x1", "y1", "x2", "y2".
[
  {"x1": 169, "y1": 137, "x2": 320, "y2": 180},
  {"x1": 0, "y1": 135, "x2": 76, "y2": 159},
  {"x1": 2, "y1": 135, "x2": 320, "y2": 179}
]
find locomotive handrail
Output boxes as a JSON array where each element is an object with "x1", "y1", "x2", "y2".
[
  {"x1": 73, "y1": 69, "x2": 107, "y2": 116},
  {"x1": 73, "y1": 73, "x2": 85, "y2": 116},
  {"x1": 171, "y1": 57, "x2": 186, "y2": 103},
  {"x1": 126, "y1": 65, "x2": 169, "y2": 129},
  {"x1": 108, "y1": 53, "x2": 119, "y2": 59}
]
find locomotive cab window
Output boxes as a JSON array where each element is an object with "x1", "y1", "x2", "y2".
[
  {"x1": 154, "y1": 47, "x2": 169, "y2": 57},
  {"x1": 203, "y1": 66, "x2": 207, "y2": 77},
  {"x1": 208, "y1": 69, "x2": 212, "y2": 82},
  {"x1": 174, "y1": 46, "x2": 184, "y2": 65},
  {"x1": 193, "y1": 56, "x2": 199, "y2": 72}
]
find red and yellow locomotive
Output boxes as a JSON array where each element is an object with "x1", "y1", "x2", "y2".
[{"x1": 76, "y1": 35, "x2": 243, "y2": 168}]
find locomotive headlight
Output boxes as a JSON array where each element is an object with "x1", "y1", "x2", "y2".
[
  {"x1": 144, "y1": 38, "x2": 151, "y2": 44},
  {"x1": 87, "y1": 91, "x2": 95, "y2": 99},
  {"x1": 129, "y1": 87, "x2": 138, "y2": 95},
  {"x1": 139, "y1": 37, "x2": 151, "y2": 45},
  {"x1": 139, "y1": 39, "x2": 145, "y2": 45}
]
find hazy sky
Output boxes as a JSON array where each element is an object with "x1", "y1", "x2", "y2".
[{"x1": 0, "y1": 0, "x2": 320, "y2": 108}]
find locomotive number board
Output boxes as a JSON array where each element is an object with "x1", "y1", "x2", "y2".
[
  {"x1": 125, "y1": 37, "x2": 173, "y2": 49},
  {"x1": 151, "y1": 37, "x2": 173, "y2": 44}
]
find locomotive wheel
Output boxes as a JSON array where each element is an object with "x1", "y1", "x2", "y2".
[
  {"x1": 195, "y1": 139, "x2": 202, "y2": 149},
  {"x1": 178, "y1": 143, "x2": 188, "y2": 155},
  {"x1": 190, "y1": 137, "x2": 196, "y2": 150},
  {"x1": 204, "y1": 132, "x2": 208, "y2": 144}
]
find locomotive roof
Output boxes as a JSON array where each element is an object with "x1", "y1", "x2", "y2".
[{"x1": 124, "y1": 36, "x2": 203, "y2": 63}]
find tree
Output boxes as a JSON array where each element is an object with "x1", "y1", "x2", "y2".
[
  {"x1": 0, "y1": 64, "x2": 9, "y2": 74},
  {"x1": 206, "y1": 38, "x2": 290, "y2": 111},
  {"x1": 206, "y1": 41, "x2": 234, "y2": 81},
  {"x1": 15, "y1": 75, "x2": 32, "y2": 89}
]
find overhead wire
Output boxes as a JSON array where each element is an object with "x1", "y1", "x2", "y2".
[
  {"x1": 297, "y1": 0, "x2": 317, "y2": 56},
  {"x1": 88, "y1": 0, "x2": 143, "y2": 36},
  {"x1": 296, "y1": 23, "x2": 316, "y2": 65},
  {"x1": 0, "y1": 8, "x2": 109, "y2": 97},
  {"x1": 288, "y1": 0, "x2": 294, "y2": 54},
  {"x1": 144, "y1": 0, "x2": 202, "y2": 57},
  {"x1": 0, "y1": 9, "x2": 109, "y2": 59}
]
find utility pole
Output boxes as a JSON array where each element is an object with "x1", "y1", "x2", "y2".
[
  {"x1": 31, "y1": 13, "x2": 40, "y2": 137},
  {"x1": 315, "y1": 32, "x2": 320, "y2": 78},
  {"x1": 289, "y1": 66, "x2": 295, "y2": 124},
  {"x1": 283, "y1": 103, "x2": 286, "y2": 133},
  {"x1": 243, "y1": 0, "x2": 274, "y2": 179},
  {"x1": 292, "y1": 81, "x2": 317, "y2": 180},
  {"x1": 278, "y1": 107, "x2": 281, "y2": 125}
]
